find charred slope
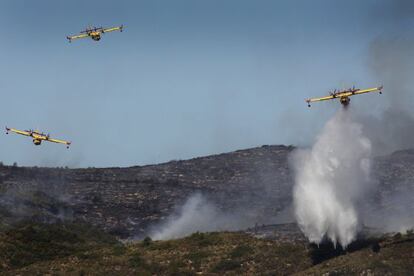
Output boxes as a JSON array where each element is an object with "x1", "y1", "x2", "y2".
[
  {"x1": 0, "y1": 145, "x2": 413, "y2": 237},
  {"x1": 0, "y1": 145, "x2": 294, "y2": 237}
]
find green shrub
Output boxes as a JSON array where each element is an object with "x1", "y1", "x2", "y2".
[
  {"x1": 211, "y1": 259, "x2": 241, "y2": 273},
  {"x1": 129, "y1": 252, "x2": 147, "y2": 268},
  {"x1": 112, "y1": 244, "x2": 126, "y2": 256},
  {"x1": 230, "y1": 245, "x2": 253, "y2": 259},
  {"x1": 142, "y1": 236, "x2": 152, "y2": 247},
  {"x1": 185, "y1": 251, "x2": 210, "y2": 269},
  {"x1": 188, "y1": 232, "x2": 220, "y2": 247},
  {"x1": 0, "y1": 222, "x2": 119, "y2": 271},
  {"x1": 166, "y1": 260, "x2": 186, "y2": 275},
  {"x1": 147, "y1": 240, "x2": 175, "y2": 250}
]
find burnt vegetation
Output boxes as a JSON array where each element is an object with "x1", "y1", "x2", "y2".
[{"x1": 0, "y1": 145, "x2": 413, "y2": 274}]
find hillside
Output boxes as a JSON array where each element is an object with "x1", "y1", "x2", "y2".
[
  {"x1": 1, "y1": 145, "x2": 413, "y2": 237},
  {"x1": 1, "y1": 223, "x2": 413, "y2": 275},
  {"x1": 0, "y1": 145, "x2": 294, "y2": 237},
  {"x1": 0, "y1": 145, "x2": 413, "y2": 274}
]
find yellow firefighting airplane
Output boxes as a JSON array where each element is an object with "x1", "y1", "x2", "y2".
[
  {"x1": 305, "y1": 86, "x2": 383, "y2": 107},
  {"x1": 5, "y1": 127, "x2": 71, "y2": 148},
  {"x1": 66, "y1": 25, "x2": 124, "y2": 42}
]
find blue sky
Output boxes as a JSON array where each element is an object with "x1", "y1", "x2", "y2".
[{"x1": 0, "y1": 0, "x2": 411, "y2": 167}]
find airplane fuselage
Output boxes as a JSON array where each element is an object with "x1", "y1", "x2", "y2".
[
  {"x1": 339, "y1": 96, "x2": 350, "y2": 106},
  {"x1": 89, "y1": 31, "x2": 101, "y2": 41},
  {"x1": 30, "y1": 132, "x2": 48, "y2": 145}
]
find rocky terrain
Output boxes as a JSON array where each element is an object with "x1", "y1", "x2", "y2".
[{"x1": 0, "y1": 145, "x2": 413, "y2": 238}]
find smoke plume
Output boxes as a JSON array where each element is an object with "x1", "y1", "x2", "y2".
[
  {"x1": 0, "y1": 169, "x2": 74, "y2": 228},
  {"x1": 362, "y1": 184, "x2": 414, "y2": 233},
  {"x1": 356, "y1": 5, "x2": 414, "y2": 233},
  {"x1": 360, "y1": 34, "x2": 414, "y2": 155},
  {"x1": 292, "y1": 109, "x2": 373, "y2": 247},
  {"x1": 150, "y1": 193, "x2": 253, "y2": 240}
]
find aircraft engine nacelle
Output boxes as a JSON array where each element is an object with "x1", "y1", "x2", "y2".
[
  {"x1": 33, "y1": 139, "x2": 42, "y2": 146},
  {"x1": 340, "y1": 97, "x2": 350, "y2": 106}
]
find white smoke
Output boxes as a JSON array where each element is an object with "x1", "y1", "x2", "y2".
[
  {"x1": 292, "y1": 109, "x2": 373, "y2": 247},
  {"x1": 150, "y1": 193, "x2": 252, "y2": 240},
  {"x1": 362, "y1": 184, "x2": 414, "y2": 234}
]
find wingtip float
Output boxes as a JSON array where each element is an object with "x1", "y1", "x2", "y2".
[
  {"x1": 305, "y1": 85, "x2": 383, "y2": 107},
  {"x1": 5, "y1": 127, "x2": 71, "y2": 149},
  {"x1": 66, "y1": 24, "x2": 124, "y2": 43}
]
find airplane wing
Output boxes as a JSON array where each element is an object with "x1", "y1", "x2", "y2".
[
  {"x1": 35, "y1": 134, "x2": 49, "y2": 141},
  {"x1": 48, "y1": 138, "x2": 71, "y2": 145},
  {"x1": 6, "y1": 127, "x2": 31, "y2": 136},
  {"x1": 102, "y1": 25, "x2": 123, "y2": 33},
  {"x1": 353, "y1": 86, "x2": 383, "y2": 96},
  {"x1": 306, "y1": 95, "x2": 335, "y2": 103},
  {"x1": 67, "y1": 33, "x2": 89, "y2": 42},
  {"x1": 47, "y1": 138, "x2": 71, "y2": 148}
]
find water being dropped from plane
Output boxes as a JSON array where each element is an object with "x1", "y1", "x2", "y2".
[{"x1": 291, "y1": 109, "x2": 372, "y2": 248}]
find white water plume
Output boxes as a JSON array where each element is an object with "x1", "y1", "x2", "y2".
[{"x1": 292, "y1": 109, "x2": 372, "y2": 247}]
